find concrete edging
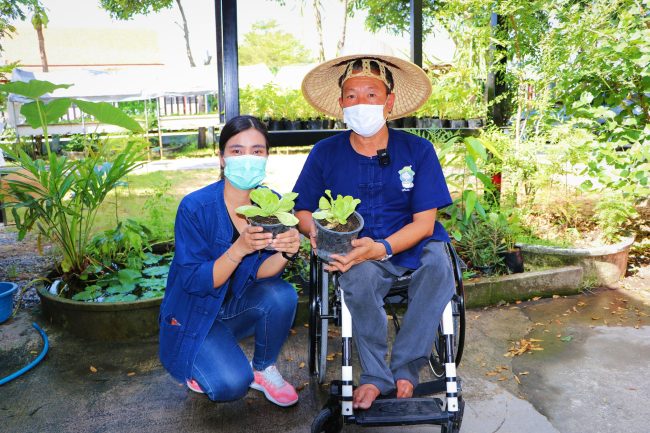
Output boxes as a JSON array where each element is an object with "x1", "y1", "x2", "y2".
[{"x1": 464, "y1": 265, "x2": 584, "y2": 309}]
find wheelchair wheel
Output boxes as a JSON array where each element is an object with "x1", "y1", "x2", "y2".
[
  {"x1": 311, "y1": 406, "x2": 343, "y2": 433},
  {"x1": 308, "y1": 254, "x2": 329, "y2": 383},
  {"x1": 429, "y1": 246, "x2": 466, "y2": 377}
]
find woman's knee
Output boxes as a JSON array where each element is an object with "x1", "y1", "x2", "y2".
[
  {"x1": 206, "y1": 366, "x2": 254, "y2": 402},
  {"x1": 218, "y1": 370, "x2": 254, "y2": 401},
  {"x1": 258, "y1": 278, "x2": 298, "y2": 316}
]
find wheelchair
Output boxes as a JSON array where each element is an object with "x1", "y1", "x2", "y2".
[{"x1": 308, "y1": 243, "x2": 466, "y2": 433}]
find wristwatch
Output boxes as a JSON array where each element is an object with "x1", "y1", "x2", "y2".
[
  {"x1": 374, "y1": 239, "x2": 393, "y2": 262},
  {"x1": 282, "y1": 251, "x2": 297, "y2": 261}
]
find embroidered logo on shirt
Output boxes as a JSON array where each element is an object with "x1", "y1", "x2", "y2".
[{"x1": 398, "y1": 165, "x2": 415, "y2": 191}]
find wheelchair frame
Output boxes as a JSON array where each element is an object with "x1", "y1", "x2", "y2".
[{"x1": 308, "y1": 243, "x2": 466, "y2": 433}]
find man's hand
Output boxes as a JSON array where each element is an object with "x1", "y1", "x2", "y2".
[{"x1": 326, "y1": 237, "x2": 386, "y2": 273}]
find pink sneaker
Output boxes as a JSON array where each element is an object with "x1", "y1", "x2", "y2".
[
  {"x1": 186, "y1": 378, "x2": 204, "y2": 394},
  {"x1": 249, "y1": 365, "x2": 299, "y2": 407}
]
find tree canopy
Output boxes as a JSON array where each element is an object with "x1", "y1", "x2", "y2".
[
  {"x1": 238, "y1": 20, "x2": 314, "y2": 71},
  {"x1": 98, "y1": 0, "x2": 173, "y2": 20}
]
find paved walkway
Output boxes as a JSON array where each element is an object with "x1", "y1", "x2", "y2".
[{"x1": 2, "y1": 271, "x2": 649, "y2": 433}]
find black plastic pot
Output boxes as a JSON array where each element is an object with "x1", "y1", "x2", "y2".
[
  {"x1": 450, "y1": 119, "x2": 469, "y2": 128},
  {"x1": 313, "y1": 211, "x2": 364, "y2": 262},
  {"x1": 431, "y1": 118, "x2": 443, "y2": 128},
  {"x1": 387, "y1": 119, "x2": 402, "y2": 128},
  {"x1": 248, "y1": 217, "x2": 292, "y2": 250},
  {"x1": 402, "y1": 116, "x2": 416, "y2": 128},
  {"x1": 306, "y1": 119, "x2": 322, "y2": 130},
  {"x1": 468, "y1": 118, "x2": 484, "y2": 128},
  {"x1": 474, "y1": 265, "x2": 495, "y2": 276},
  {"x1": 501, "y1": 248, "x2": 525, "y2": 273},
  {"x1": 415, "y1": 117, "x2": 431, "y2": 128},
  {"x1": 267, "y1": 119, "x2": 283, "y2": 131},
  {"x1": 284, "y1": 119, "x2": 302, "y2": 130}
]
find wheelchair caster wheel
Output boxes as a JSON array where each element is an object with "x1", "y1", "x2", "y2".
[{"x1": 311, "y1": 406, "x2": 343, "y2": 433}]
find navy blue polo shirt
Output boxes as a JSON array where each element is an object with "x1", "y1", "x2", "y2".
[{"x1": 293, "y1": 128, "x2": 452, "y2": 269}]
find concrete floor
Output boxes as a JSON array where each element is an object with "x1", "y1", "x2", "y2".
[{"x1": 2, "y1": 276, "x2": 649, "y2": 433}]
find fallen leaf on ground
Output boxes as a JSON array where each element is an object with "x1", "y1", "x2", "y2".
[
  {"x1": 514, "y1": 375, "x2": 521, "y2": 384},
  {"x1": 519, "y1": 371, "x2": 529, "y2": 375},
  {"x1": 560, "y1": 335, "x2": 573, "y2": 342},
  {"x1": 127, "y1": 372, "x2": 136, "y2": 376},
  {"x1": 90, "y1": 366, "x2": 97, "y2": 373},
  {"x1": 298, "y1": 362, "x2": 305, "y2": 369},
  {"x1": 552, "y1": 295, "x2": 560, "y2": 299},
  {"x1": 532, "y1": 296, "x2": 541, "y2": 301},
  {"x1": 591, "y1": 316, "x2": 601, "y2": 320},
  {"x1": 505, "y1": 338, "x2": 544, "y2": 357},
  {"x1": 303, "y1": 323, "x2": 309, "y2": 328},
  {"x1": 289, "y1": 329, "x2": 297, "y2": 335}
]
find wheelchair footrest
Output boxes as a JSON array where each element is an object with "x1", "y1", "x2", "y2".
[{"x1": 353, "y1": 398, "x2": 448, "y2": 426}]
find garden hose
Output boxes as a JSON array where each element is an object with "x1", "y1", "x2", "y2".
[{"x1": 0, "y1": 322, "x2": 49, "y2": 386}]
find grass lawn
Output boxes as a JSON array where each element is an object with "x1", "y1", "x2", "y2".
[
  {"x1": 2, "y1": 168, "x2": 220, "y2": 240},
  {"x1": 93, "y1": 168, "x2": 219, "y2": 236}
]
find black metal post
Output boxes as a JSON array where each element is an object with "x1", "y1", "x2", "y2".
[
  {"x1": 487, "y1": 12, "x2": 508, "y2": 127},
  {"x1": 222, "y1": 0, "x2": 240, "y2": 120},
  {"x1": 214, "y1": 0, "x2": 225, "y2": 124},
  {"x1": 410, "y1": 0, "x2": 423, "y2": 67}
]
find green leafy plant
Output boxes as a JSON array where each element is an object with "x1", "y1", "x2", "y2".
[
  {"x1": 236, "y1": 187, "x2": 299, "y2": 226},
  {"x1": 69, "y1": 219, "x2": 172, "y2": 302},
  {"x1": 312, "y1": 189, "x2": 361, "y2": 226},
  {"x1": 0, "y1": 79, "x2": 145, "y2": 293},
  {"x1": 593, "y1": 193, "x2": 638, "y2": 244},
  {"x1": 456, "y1": 212, "x2": 508, "y2": 269}
]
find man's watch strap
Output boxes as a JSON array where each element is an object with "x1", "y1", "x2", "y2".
[
  {"x1": 282, "y1": 251, "x2": 297, "y2": 261},
  {"x1": 375, "y1": 239, "x2": 393, "y2": 261}
]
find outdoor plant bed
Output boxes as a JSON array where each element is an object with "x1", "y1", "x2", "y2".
[{"x1": 518, "y1": 236, "x2": 634, "y2": 286}]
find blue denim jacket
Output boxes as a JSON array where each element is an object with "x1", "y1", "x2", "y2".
[{"x1": 159, "y1": 180, "x2": 271, "y2": 382}]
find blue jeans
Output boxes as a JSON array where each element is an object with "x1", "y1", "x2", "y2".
[{"x1": 191, "y1": 277, "x2": 297, "y2": 401}]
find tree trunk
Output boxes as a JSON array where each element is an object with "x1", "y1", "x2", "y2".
[
  {"x1": 175, "y1": 0, "x2": 195, "y2": 67},
  {"x1": 313, "y1": 0, "x2": 325, "y2": 62},
  {"x1": 336, "y1": 0, "x2": 348, "y2": 56},
  {"x1": 35, "y1": 23, "x2": 48, "y2": 72}
]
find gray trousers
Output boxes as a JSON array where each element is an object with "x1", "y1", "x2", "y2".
[{"x1": 338, "y1": 241, "x2": 455, "y2": 394}]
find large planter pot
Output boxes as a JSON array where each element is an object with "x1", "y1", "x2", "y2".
[
  {"x1": 501, "y1": 248, "x2": 525, "y2": 274},
  {"x1": 0, "y1": 282, "x2": 18, "y2": 324},
  {"x1": 37, "y1": 285, "x2": 162, "y2": 340},
  {"x1": 518, "y1": 236, "x2": 635, "y2": 286},
  {"x1": 313, "y1": 211, "x2": 364, "y2": 262}
]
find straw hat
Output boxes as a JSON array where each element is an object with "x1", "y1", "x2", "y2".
[{"x1": 301, "y1": 53, "x2": 432, "y2": 121}]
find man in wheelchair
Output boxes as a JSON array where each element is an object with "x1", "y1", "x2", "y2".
[{"x1": 293, "y1": 53, "x2": 456, "y2": 410}]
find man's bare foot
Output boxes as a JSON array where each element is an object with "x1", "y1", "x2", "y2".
[
  {"x1": 353, "y1": 384, "x2": 381, "y2": 409},
  {"x1": 396, "y1": 379, "x2": 414, "y2": 398}
]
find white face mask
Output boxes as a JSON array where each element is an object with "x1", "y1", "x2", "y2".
[{"x1": 343, "y1": 103, "x2": 387, "y2": 138}]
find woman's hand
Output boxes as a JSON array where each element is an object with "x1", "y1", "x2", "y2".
[
  {"x1": 325, "y1": 237, "x2": 386, "y2": 273},
  {"x1": 231, "y1": 225, "x2": 273, "y2": 258},
  {"x1": 272, "y1": 228, "x2": 301, "y2": 255}
]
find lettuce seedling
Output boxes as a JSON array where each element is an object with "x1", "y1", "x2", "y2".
[
  {"x1": 236, "y1": 187, "x2": 299, "y2": 226},
  {"x1": 312, "y1": 189, "x2": 361, "y2": 226}
]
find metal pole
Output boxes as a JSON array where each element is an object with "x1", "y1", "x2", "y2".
[
  {"x1": 214, "y1": 0, "x2": 226, "y2": 124},
  {"x1": 410, "y1": 0, "x2": 423, "y2": 67},
  {"x1": 222, "y1": 0, "x2": 240, "y2": 120},
  {"x1": 156, "y1": 98, "x2": 163, "y2": 159}
]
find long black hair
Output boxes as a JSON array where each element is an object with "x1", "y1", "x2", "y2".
[{"x1": 218, "y1": 115, "x2": 270, "y2": 177}]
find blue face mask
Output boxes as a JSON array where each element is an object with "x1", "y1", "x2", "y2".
[{"x1": 223, "y1": 155, "x2": 267, "y2": 190}]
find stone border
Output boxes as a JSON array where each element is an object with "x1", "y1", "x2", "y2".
[{"x1": 464, "y1": 265, "x2": 584, "y2": 309}]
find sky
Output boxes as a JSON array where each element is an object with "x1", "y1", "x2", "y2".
[{"x1": 8, "y1": 0, "x2": 456, "y2": 66}]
